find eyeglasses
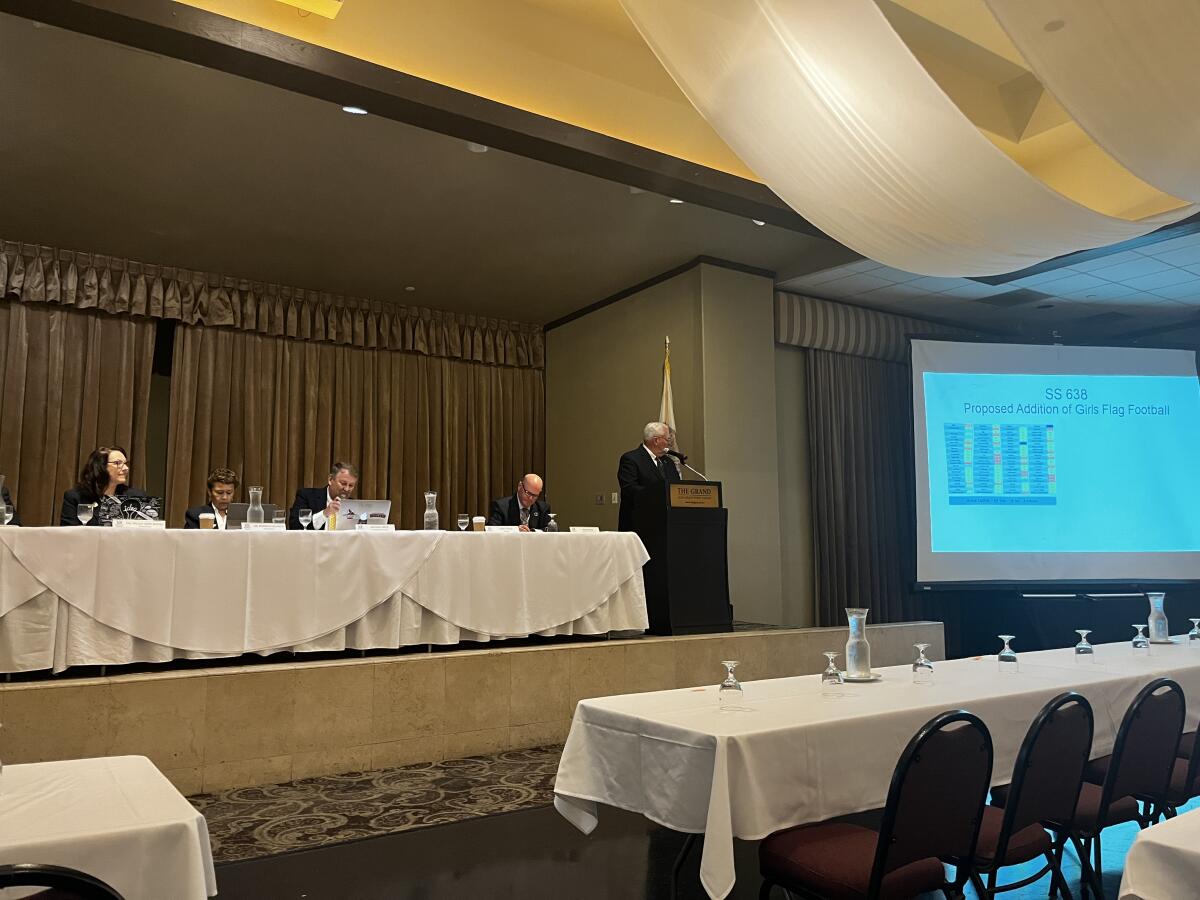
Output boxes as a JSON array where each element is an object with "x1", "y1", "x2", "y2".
[
  {"x1": 107, "y1": 459, "x2": 130, "y2": 469},
  {"x1": 518, "y1": 483, "x2": 541, "y2": 499}
]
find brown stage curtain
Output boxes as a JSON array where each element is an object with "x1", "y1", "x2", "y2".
[
  {"x1": 0, "y1": 300, "x2": 155, "y2": 526},
  {"x1": 806, "y1": 348, "x2": 924, "y2": 627},
  {"x1": 1, "y1": 239, "x2": 543, "y2": 367},
  {"x1": 166, "y1": 325, "x2": 545, "y2": 529}
]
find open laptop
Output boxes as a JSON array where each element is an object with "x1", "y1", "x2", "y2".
[
  {"x1": 332, "y1": 499, "x2": 392, "y2": 530},
  {"x1": 226, "y1": 502, "x2": 279, "y2": 528},
  {"x1": 117, "y1": 496, "x2": 165, "y2": 521}
]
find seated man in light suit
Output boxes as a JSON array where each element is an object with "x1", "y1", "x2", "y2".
[
  {"x1": 487, "y1": 474, "x2": 551, "y2": 532},
  {"x1": 288, "y1": 462, "x2": 359, "y2": 530},
  {"x1": 184, "y1": 467, "x2": 239, "y2": 529},
  {"x1": 616, "y1": 421, "x2": 680, "y2": 532}
]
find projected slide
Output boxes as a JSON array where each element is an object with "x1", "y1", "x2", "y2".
[{"x1": 911, "y1": 340, "x2": 1200, "y2": 583}]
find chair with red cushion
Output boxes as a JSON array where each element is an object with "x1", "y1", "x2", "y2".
[
  {"x1": 1047, "y1": 678, "x2": 1184, "y2": 899},
  {"x1": 956, "y1": 692, "x2": 1093, "y2": 900},
  {"x1": 758, "y1": 710, "x2": 993, "y2": 900}
]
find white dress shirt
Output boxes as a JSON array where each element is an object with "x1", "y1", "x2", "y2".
[{"x1": 310, "y1": 490, "x2": 338, "y2": 531}]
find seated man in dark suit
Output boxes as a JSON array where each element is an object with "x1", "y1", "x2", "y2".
[
  {"x1": 487, "y1": 474, "x2": 551, "y2": 532},
  {"x1": 617, "y1": 421, "x2": 680, "y2": 532},
  {"x1": 288, "y1": 461, "x2": 359, "y2": 530},
  {"x1": 184, "y1": 467, "x2": 239, "y2": 529}
]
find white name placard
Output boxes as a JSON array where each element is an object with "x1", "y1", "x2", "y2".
[
  {"x1": 569, "y1": 526, "x2": 600, "y2": 533},
  {"x1": 240, "y1": 522, "x2": 287, "y2": 531},
  {"x1": 356, "y1": 524, "x2": 395, "y2": 531},
  {"x1": 485, "y1": 525, "x2": 520, "y2": 533},
  {"x1": 111, "y1": 520, "x2": 167, "y2": 529}
]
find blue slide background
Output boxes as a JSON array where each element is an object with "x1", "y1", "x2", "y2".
[{"x1": 924, "y1": 373, "x2": 1200, "y2": 553}]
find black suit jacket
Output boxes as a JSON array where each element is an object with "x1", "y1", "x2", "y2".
[
  {"x1": 184, "y1": 503, "x2": 216, "y2": 529},
  {"x1": 617, "y1": 445, "x2": 679, "y2": 532},
  {"x1": 487, "y1": 494, "x2": 551, "y2": 530},
  {"x1": 289, "y1": 486, "x2": 333, "y2": 530},
  {"x1": 60, "y1": 485, "x2": 146, "y2": 526},
  {"x1": 1, "y1": 484, "x2": 19, "y2": 526}
]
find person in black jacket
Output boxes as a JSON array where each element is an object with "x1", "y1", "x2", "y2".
[
  {"x1": 61, "y1": 446, "x2": 146, "y2": 526},
  {"x1": 616, "y1": 421, "x2": 680, "y2": 532},
  {"x1": 184, "y1": 467, "x2": 239, "y2": 529},
  {"x1": 487, "y1": 474, "x2": 551, "y2": 532},
  {"x1": 288, "y1": 462, "x2": 359, "y2": 530}
]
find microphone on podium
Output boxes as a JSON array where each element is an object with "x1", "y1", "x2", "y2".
[{"x1": 663, "y1": 448, "x2": 707, "y2": 480}]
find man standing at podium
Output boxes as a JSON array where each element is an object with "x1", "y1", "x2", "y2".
[{"x1": 617, "y1": 421, "x2": 680, "y2": 532}]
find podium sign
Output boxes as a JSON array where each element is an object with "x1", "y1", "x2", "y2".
[
  {"x1": 669, "y1": 483, "x2": 721, "y2": 509},
  {"x1": 627, "y1": 479, "x2": 732, "y2": 635}
]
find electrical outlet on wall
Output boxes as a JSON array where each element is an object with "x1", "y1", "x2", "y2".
[
  {"x1": 594, "y1": 494, "x2": 604, "y2": 505},
  {"x1": 610, "y1": 492, "x2": 620, "y2": 504}
]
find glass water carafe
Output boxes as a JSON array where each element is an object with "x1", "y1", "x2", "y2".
[
  {"x1": 423, "y1": 491, "x2": 440, "y2": 530},
  {"x1": 1147, "y1": 592, "x2": 1168, "y2": 643},
  {"x1": 247, "y1": 486, "x2": 265, "y2": 524},
  {"x1": 845, "y1": 608, "x2": 872, "y2": 678}
]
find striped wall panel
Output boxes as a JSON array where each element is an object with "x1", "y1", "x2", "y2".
[{"x1": 775, "y1": 291, "x2": 968, "y2": 362}]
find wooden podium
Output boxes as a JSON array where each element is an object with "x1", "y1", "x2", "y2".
[{"x1": 628, "y1": 479, "x2": 732, "y2": 635}]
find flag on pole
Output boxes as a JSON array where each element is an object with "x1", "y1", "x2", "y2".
[{"x1": 659, "y1": 336, "x2": 682, "y2": 475}]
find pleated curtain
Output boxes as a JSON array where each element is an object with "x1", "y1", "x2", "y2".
[
  {"x1": 166, "y1": 325, "x2": 545, "y2": 529},
  {"x1": 0, "y1": 301, "x2": 156, "y2": 526}
]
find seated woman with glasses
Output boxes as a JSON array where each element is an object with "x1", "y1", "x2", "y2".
[{"x1": 60, "y1": 446, "x2": 146, "y2": 526}]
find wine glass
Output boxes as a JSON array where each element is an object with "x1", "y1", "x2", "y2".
[
  {"x1": 1131, "y1": 624, "x2": 1150, "y2": 656},
  {"x1": 1189, "y1": 618, "x2": 1200, "y2": 649},
  {"x1": 998, "y1": 635, "x2": 1019, "y2": 674},
  {"x1": 77, "y1": 503, "x2": 95, "y2": 526},
  {"x1": 820, "y1": 651, "x2": 845, "y2": 698},
  {"x1": 1074, "y1": 630, "x2": 1094, "y2": 664},
  {"x1": 545, "y1": 512, "x2": 559, "y2": 533},
  {"x1": 912, "y1": 643, "x2": 933, "y2": 685},
  {"x1": 718, "y1": 660, "x2": 743, "y2": 710},
  {"x1": 0, "y1": 505, "x2": 11, "y2": 526},
  {"x1": 457, "y1": 514, "x2": 469, "y2": 531},
  {"x1": 298, "y1": 508, "x2": 312, "y2": 530}
]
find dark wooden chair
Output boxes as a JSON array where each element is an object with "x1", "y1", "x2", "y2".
[
  {"x1": 959, "y1": 692, "x2": 1093, "y2": 900},
  {"x1": 0, "y1": 864, "x2": 124, "y2": 899},
  {"x1": 758, "y1": 710, "x2": 993, "y2": 900}
]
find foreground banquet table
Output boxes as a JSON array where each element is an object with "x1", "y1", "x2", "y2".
[
  {"x1": 1119, "y1": 805, "x2": 1200, "y2": 900},
  {"x1": 0, "y1": 528, "x2": 649, "y2": 672},
  {"x1": 0, "y1": 755, "x2": 216, "y2": 899},
  {"x1": 554, "y1": 640, "x2": 1200, "y2": 900}
]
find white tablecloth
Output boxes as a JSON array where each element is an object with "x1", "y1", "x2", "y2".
[
  {"x1": 0, "y1": 529, "x2": 649, "y2": 672},
  {"x1": 554, "y1": 640, "x2": 1200, "y2": 900},
  {"x1": 0, "y1": 756, "x2": 216, "y2": 899},
  {"x1": 1120, "y1": 806, "x2": 1200, "y2": 900}
]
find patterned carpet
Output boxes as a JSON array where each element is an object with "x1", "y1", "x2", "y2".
[{"x1": 192, "y1": 745, "x2": 562, "y2": 863}]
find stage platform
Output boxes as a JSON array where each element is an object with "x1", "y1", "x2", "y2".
[{"x1": 0, "y1": 622, "x2": 944, "y2": 794}]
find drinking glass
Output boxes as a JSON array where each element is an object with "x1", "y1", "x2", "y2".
[
  {"x1": 820, "y1": 651, "x2": 845, "y2": 698},
  {"x1": 545, "y1": 513, "x2": 559, "y2": 533},
  {"x1": 1131, "y1": 624, "x2": 1150, "y2": 656},
  {"x1": 1189, "y1": 618, "x2": 1200, "y2": 648},
  {"x1": 457, "y1": 514, "x2": 469, "y2": 531},
  {"x1": 718, "y1": 660, "x2": 743, "y2": 710},
  {"x1": 998, "y1": 635, "x2": 1019, "y2": 674},
  {"x1": 911, "y1": 643, "x2": 934, "y2": 685},
  {"x1": 1074, "y1": 629, "x2": 1094, "y2": 664},
  {"x1": 298, "y1": 508, "x2": 312, "y2": 530},
  {"x1": 272, "y1": 509, "x2": 286, "y2": 526},
  {"x1": 2, "y1": 506, "x2": 12, "y2": 526},
  {"x1": 76, "y1": 503, "x2": 95, "y2": 526}
]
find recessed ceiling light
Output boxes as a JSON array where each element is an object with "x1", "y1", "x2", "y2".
[
  {"x1": 752, "y1": 219, "x2": 766, "y2": 226},
  {"x1": 467, "y1": 142, "x2": 489, "y2": 153},
  {"x1": 668, "y1": 198, "x2": 684, "y2": 204},
  {"x1": 341, "y1": 106, "x2": 368, "y2": 115},
  {"x1": 405, "y1": 286, "x2": 416, "y2": 292}
]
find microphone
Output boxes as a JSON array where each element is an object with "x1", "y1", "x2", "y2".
[{"x1": 664, "y1": 449, "x2": 687, "y2": 462}]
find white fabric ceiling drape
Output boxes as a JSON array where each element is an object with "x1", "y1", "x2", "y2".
[
  {"x1": 985, "y1": 0, "x2": 1200, "y2": 203},
  {"x1": 619, "y1": 0, "x2": 1196, "y2": 276}
]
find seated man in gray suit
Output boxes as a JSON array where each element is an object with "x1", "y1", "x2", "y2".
[{"x1": 487, "y1": 474, "x2": 551, "y2": 532}]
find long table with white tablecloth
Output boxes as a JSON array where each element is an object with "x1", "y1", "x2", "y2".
[
  {"x1": 1120, "y1": 804, "x2": 1200, "y2": 900},
  {"x1": 554, "y1": 640, "x2": 1200, "y2": 900},
  {"x1": 0, "y1": 527, "x2": 649, "y2": 672}
]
